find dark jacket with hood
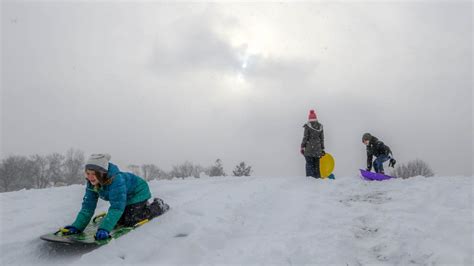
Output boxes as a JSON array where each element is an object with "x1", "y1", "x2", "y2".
[
  {"x1": 301, "y1": 121, "x2": 325, "y2": 157},
  {"x1": 366, "y1": 136, "x2": 392, "y2": 170}
]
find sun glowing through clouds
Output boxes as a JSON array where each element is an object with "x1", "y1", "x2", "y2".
[
  {"x1": 236, "y1": 54, "x2": 250, "y2": 83},
  {"x1": 214, "y1": 12, "x2": 282, "y2": 91}
]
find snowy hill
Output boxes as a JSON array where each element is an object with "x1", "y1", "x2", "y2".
[{"x1": 1, "y1": 175, "x2": 472, "y2": 265}]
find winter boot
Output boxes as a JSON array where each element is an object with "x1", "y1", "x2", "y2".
[{"x1": 148, "y1": 198, "x2": 170, "y2": 219}]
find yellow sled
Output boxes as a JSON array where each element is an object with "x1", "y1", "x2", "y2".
[{"x1": 319, "y1": 153, "x2": 335, "y2": 178}]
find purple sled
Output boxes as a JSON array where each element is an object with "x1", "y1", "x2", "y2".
[{"x1": 359, "y1": 169, "x2": 394, "y2": 181}]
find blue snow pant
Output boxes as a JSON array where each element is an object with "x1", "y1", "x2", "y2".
[
  {"x1": 305, "y1": 156, "x2": 321, "y2": 178},
  {"x1": 374, "y1": 155, "x2": 390, "y2": 173}
]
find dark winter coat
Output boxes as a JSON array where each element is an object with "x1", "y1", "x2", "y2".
[
  {"x1": 301, "y1": 121, "x2": 325, "y2": 157},
  {"x1": 71, "y1": 163, "x2": 151, "y2": 232},
  {"x1": 366, "y1": 136, "x2": 392, "y2": 170}
]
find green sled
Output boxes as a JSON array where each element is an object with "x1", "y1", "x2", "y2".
[{"x1": 40, "y1": 212, "x2": 150, "y2": 246}]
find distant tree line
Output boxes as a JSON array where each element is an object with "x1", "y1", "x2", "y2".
[
  {"x1": 0, "y1": 149, "x2": 253, "y2": 192},
  {"x1": 0, "y1": 148, "x2": 85, "y2": 192},
  {"x1": 131, "y1": 159, "x2": 252, "y2": 180}
]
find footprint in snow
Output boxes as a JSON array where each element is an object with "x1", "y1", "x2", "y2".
[{"x1": 173, "y1": 222, "x2": 196, "y2": 238}]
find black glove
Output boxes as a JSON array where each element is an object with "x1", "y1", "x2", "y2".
[
  {"x1": 320, "y1": 150, "x2": 326, "y2": 157},
  {"x1": 389, "y1": 158, "x2": 396, "y2": 168}
]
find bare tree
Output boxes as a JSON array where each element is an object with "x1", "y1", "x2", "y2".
[
  {"x1": 0, "y1": 160, "x2": 8, "y2": 192},
  {"x1": 233, "y1": 161, "x2": 253, "y2": 177},
  {"x1": 150, "y1": 165, "x2": 170, "y2": 179},
  {"x1": 156, "y1": 169, "x2": 171, "y2": 180},
  {"x1": 0, "y1": 156, "x2": 21, "y2": 192},
  {"x1": 141, "y1": 164, "x2": 168, "y2": 180},
  {"x1": 47, "y1": 153, "x2": 65, "y2": 186},
  {"x1": 391, "y1": 159, "x2": 435, "y2": 179},
  {"x1": 22, "y1": 158, "x2": 37, "y2": 189},
  {"x1": 207, "y1": 159, "x2": 226, "y2": 177},
  {"x1": 30, "y1": 154, "x2": 49, "y2": 189},
  {"x1": 63, "y1": 148, "x2": 85, "y2": 185},
  {"x1": 0, "y1": 155, "x2": 34, "y2": 192},
  {"x1": 170, "y1": 161, "x2": 204, "y2": 179},
  {"x1": 141, "y1": 164, "x2": 153, "y2": 181}
]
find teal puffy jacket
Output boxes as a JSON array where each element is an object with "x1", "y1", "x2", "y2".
[{"x1": 71, "y1": 163, "x2": 151, "y2": 232}]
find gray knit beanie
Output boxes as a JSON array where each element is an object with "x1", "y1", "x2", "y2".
[{"x1": 85, "y1": 154, "x2": 111, "y2": 172}]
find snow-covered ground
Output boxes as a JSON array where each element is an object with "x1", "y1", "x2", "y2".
[{"x1": 1, "y1": 175, "x2": 472, "y2": 265}]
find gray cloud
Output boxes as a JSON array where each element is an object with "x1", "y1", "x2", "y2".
[{"x1": 150, "y1": 14, "x2": 241, "y2": 73}]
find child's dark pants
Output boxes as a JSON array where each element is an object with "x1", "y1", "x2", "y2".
[
  {"x1": 117, "y1": 198, "x2": 169, "y2": 227},
  {"x1": 305, "y1": 156, "x2": 321, "y2": 178}
]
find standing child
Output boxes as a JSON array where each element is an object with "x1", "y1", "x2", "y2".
[
  {"x1": 301, "y1": 110, "x2": 325, "y2": 178},
  {"x1": 61, "y1": 154, "x2": 169, "y2": 240},
  {"x1": 362, "y1": 133, "x2": 396, "y2": 174}
]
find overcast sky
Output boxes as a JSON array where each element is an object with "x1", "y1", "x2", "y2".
[{"x1": 1, "y1": 1, "x2": 472, "y2": 177}]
